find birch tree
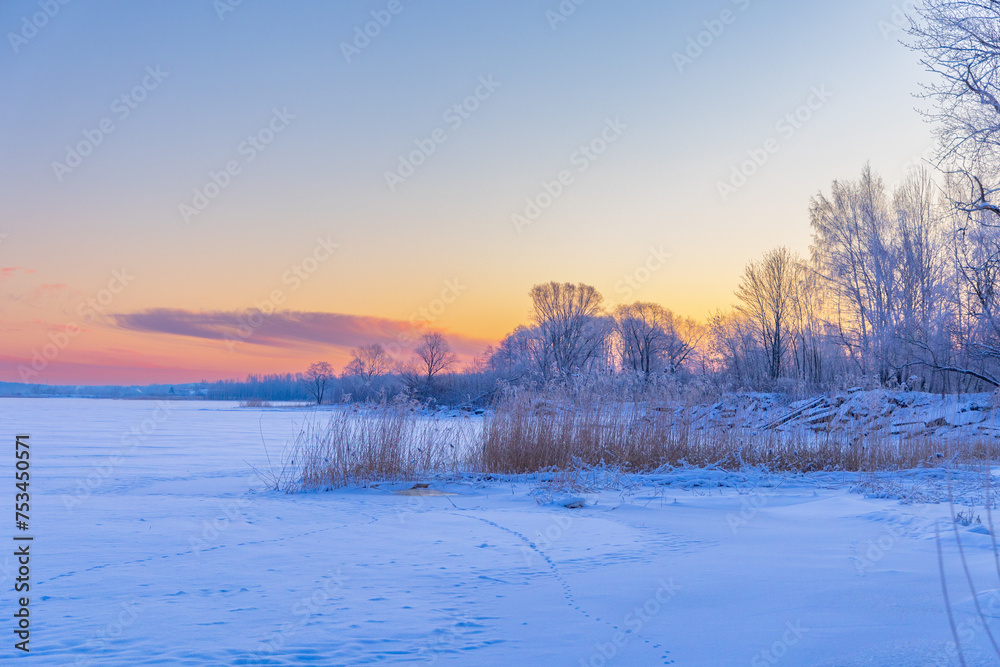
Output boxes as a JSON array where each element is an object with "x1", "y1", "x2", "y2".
[
  {"x1": 810, "y1": 165, "x2": 900, "y2": 382},
  {"x1": 735, "y1": 247, "x2": 801, "y2": 380}
]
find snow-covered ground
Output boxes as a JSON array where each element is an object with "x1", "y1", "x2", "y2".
[
  {"x1": 2, "y1": 398, "x2": 1000, "y2": 665},
  {"x1": 684, "y1": 389, "x2": 1000, "y2": 441}
]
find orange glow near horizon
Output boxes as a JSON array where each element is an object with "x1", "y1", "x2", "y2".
[
  {"x1": 1, "y1": 1, "x2": 934, "y2": 386},
  {"x1": 0, "y1": 263, "x2": 736, "y2": 385}
]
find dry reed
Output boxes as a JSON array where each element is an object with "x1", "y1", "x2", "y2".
[
  {"x1": 480, "y1": 390, "x2": 1000, "y2": 474},
  {"x1": 285, "y1": 390, "x2": 1000, "y2": 488},
  {"x1": 294, "y1": 400, "x2": 472, "y2": 489}
]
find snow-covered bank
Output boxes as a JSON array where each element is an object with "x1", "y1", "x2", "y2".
[
  {"x1": 677, "y1": 389, "x2": 1000, "y2": 440},
  {"x1": 1, "y1": 398, "x2": 998, "y2": 665}
]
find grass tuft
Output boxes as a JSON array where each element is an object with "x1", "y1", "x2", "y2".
[
  {"x1": 293, "y1": 399, "x2": 472, "y2": 490},
  {"x1": 282, "y1": 389, "x2": 1000, "y2": 489}
]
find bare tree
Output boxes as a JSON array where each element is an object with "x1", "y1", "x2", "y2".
[
  {"x1": 345, "y1": 343, "x2": 392, "y2": 384},
  {"x1": 303, "y1": 361, "x2": 334, "y2": 404},
  {"x1": 529, "y1": 282, "x2": 611, "y2": 379},
  {"x1": 786, "y1": 265, "x2": 830, "y2": 386},
  {"x1": 614, "y1": 303, "x2": 702, "y2": 377},
  {"x1": 665, "y1": 313, "x2": 707, "y2": 374},
  {"x1": 904, "y1": 3, "x2": 1000, "y2": 388},
  {"x1": 342, "y1": 343, "x2": 393, "y2": 400},
  {"x1": 735, "y1": 247, "x2": 801, "y2": 380},
  {"x1": 615, "y1": 302, "x2": 668, "y2": 377},
  {"x1": 708, "y1": 308, "x2": 768, "y2": 385},
  {"x1": 944, "y1": 201, "x2": 1000, "y2": 387},
  {"x1": 894, "y1": 168, "x2": 948, "y2": 342},
  {"x1": 908, "y1": 1, "x2": 1000, "y2": 218},
  {"x1": 810, "y1": 165, "x2": 902, "y2": 382},
  {"x1": 413, "y1": 332, "x2": 458, "y2": 385},
  {"x1": 486, "y1": 325, "x2": 547, "y2": 382}
]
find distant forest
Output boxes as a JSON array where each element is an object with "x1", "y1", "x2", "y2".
[{"x1": 9, "y1": 161, "x2": 1000, "y2": 407}]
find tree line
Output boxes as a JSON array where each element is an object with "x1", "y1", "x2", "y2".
[
  {"x1": 294, "y1": 1, "x2": 1000, "y2": 403},
  {"x1": 291, "y1": 157, "x2": 1000, "y2": 404}
]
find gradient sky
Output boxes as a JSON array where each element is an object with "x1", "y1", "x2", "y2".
[{"x1": 0, "y1": 0, "x2": 933, "y2": 384}]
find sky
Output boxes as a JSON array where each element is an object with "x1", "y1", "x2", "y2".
[{"x1": 0, "y1": 0, "x2": 934, "y2": 385}]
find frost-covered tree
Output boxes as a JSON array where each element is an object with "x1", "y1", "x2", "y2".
[
  {"x1": 908, "y1": 0, "x2": 1000, "y2": 217},
  {"x1": 735, "y1": 247, "x2": 801, "y2": 380},
  {"x1": 486, "y1": 325, "x2": 548, "y2": 383},
  {"x1": 906, "y1": 1, "x2": 1000, "y2": 388},
  {"x1": 614, "y1": 302, "x2": 702, "y2": 378},
  {"x1": 303, "y1": 361, "x2": 335, "y2": 404},
  {"x1": 345, "y1": 343, "x2": 392, "y2": 384},
  {"x1": 786, "y1": 266, "x2": 832, "y2": 386},
  {"x1": 708, "y1": 308, "x2": 769, "y2": 386},
  {"x1": 810, "y1": 165, "x2": 903, "y2": 382},
  {"x1": 413, "y1": 332, "x2": 458, "y2": 384},
  {"x1": 662, "y1": 312, "x2": 706, "y2": 375},
  {"x1": 529, "y1": 282, "x2": 612, "y2": 380},
  {"x1": 943, "y1": 200, "x2": 1000, "y2": 387},
  {"x1": 343, "y1": 343, "x2": 393, "y2": 399},
  {"x1": 614, "y1": 302, "x2": 671, "y2": 378},
  {"x1": 893, "y1": 169, "x2": 948, "y2": 344}
]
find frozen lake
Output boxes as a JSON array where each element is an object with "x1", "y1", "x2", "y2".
[{"x1": 1, "y1": 398, "x2": 999, "y2": 665}]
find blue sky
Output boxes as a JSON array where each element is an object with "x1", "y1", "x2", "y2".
[{"x1": 0, "y1": 0, "x2": 934, "y2": 382}]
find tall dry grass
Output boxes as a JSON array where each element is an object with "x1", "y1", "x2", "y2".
[
  {"x1": 281, "y1": 390, "x2": 1000, "y2": 488},
  {"x1": 479, "y1": 389, "x2": 1000, "y2": 474},
  {"x1": 291, "y1": 400, "x2": 474, "y2": 489}
]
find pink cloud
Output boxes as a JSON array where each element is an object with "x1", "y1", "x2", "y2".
[
  {"x1": 28, "y1": 283, "x2": 69, "y2": 300},
  {"x1": 112, "y1": 308, "x2": 492, "y2": 357}
]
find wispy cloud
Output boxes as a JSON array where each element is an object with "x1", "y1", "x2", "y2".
[
  {"x1": 0, "y1": 267, "x2": 34, "y2": 281},
  {"x1": 112, "y1": 308, "x2": 491, "y2": 356},
  {"x1": 29, "y1": 283, "x2": 69, "y2": 299}
]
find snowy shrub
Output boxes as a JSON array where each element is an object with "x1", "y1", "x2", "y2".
[
  {"x1": 290, "y1": 399, "x2": 474, "y2": 490},
  {"x1": 238, "y1": 398, "x2": 272, "y2": 408}
]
